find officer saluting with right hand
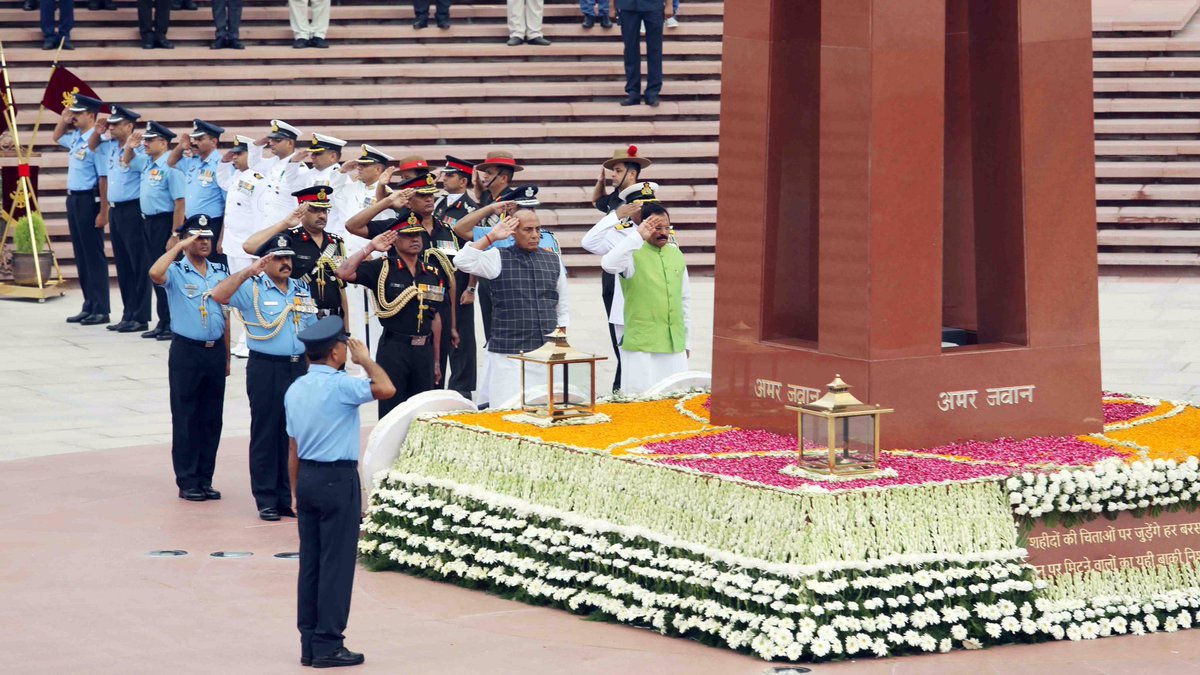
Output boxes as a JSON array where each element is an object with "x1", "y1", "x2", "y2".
[{"x1": 286, "y1": 316, "x2": 395, "y2": 668}]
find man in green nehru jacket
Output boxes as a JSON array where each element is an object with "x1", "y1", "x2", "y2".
[{"x1": 600, "y1": 202, "x2": 691, "y2": 395}]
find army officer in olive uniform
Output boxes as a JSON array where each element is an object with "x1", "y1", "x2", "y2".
[{"x1": 335, "y1": 225, "x2": 448, "y2": 418}]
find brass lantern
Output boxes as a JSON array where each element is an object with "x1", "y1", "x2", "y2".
[
  {"x1": 509, "y1": 329, "x2": 607, "y2": 421},
  {"x1": 785, "y1": 375, "x2": 893, "y2": 476}
]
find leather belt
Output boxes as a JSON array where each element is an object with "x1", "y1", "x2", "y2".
[
  {"x1": 299, "y1": 459, "x2": 358, "y2": 468},
  {"x1": 173, "y1": 334, "x2": 220, "y2": 348},
  {"x1": 249, "y1": 351, "x2": 305, "y2": 363}
]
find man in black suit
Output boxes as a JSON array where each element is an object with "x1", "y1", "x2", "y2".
[{"x1": 612, "y1": 0, "x2": 673, "y2": 107}]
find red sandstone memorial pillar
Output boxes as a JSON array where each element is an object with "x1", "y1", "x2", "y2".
[{"x1": 711, "y1": 0, "x2": 1103, "y2": 448}]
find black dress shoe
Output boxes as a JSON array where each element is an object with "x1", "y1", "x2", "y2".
[
  {"x1": 301, "y1": 656, "x2": 312, "y2": 667},
  {"x1": 42, "y1": 37, "x2": 56, "y2": 50},
  {"x1": 278, "y1": 506, "x2": 296, "y2": 518},
  {"x1": 311, "y1": 647, "x2": 364, "y2": 668},
  {"x1": 81, "y1": 313, "x2": 110, "y2": 325},
  {"x1": 526, "y1": 37, "x2": 551, "y2": 46},
  {"x1": 106, "y1": 321, "x2": 126, "y2": 331},
  {"x1": 120, "y1": 321, "x2": 149, "y2": 333},
  {"x1": 23, "y1": 0, "x2": 38, "y2": 10},
  {"x1": 259, "y1": 508, "x2": 281, "y2": 521},
  {"x1": 87, "y1": 0, "x2": 99, "y2": 8},
  {"x1": 437, "y1": 19, "x2": 450, "y2": 29},
  {"x1": 66, "y1": 311, "x2": 90, "y2": 323},
  {"x1": 210, "y1": 37, "x2": 228, "y2": 49},
  {"x1": 141, "y1": 325, "x2": 162, "y2": 338},
  {"x1": 620, "y1": 95, "x2": 641, "y2": 107},
  {"x1": 582, "y1": 14, "x2": 595, "y2": 29},
  {"x1": 293, "y1": 38, "x2": 309, "y2": 49},
  {"x1": 142, "y1": 38, "x2": 156, "y2": 49},
  {"x1": 506, "y1": 37, "x2": 523, "y2": 46},
  {"x1": 644, "y1": 94, "x2": 661, "y2": 107},
  {"x1": 412, "y1": 17, "x2": 428, "y2": 29},
  {"x1": 600, "y1": 15, "x2": 612, "y2": 28},
  {"x1": 179, "y1": 488, "x2": 206, "y2": 501},
  {"x1": 155, "y1": 37, "x2": 175, "y2": 49},
  {"x1": 156, "y1": 330, "x2": 174, "y2": 341},
  {"x1": 229, "y1": 39, "x2": 245, "y2": 49},
  {"x1": 61, "y1": 38, "x2": 75, "y2": 50},
  {"x1": 201, "y1": 486, "x2": 221, "y2": 500},
  {"x1": 310, "y1": 37, "x2": 328, "y2": 48},
  {"x1": 101, "y1": 1, "x2": 117, "y2": 9}
]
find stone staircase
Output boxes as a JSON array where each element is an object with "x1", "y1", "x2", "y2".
[{"x1": 1, "y1": 0, "x2": 723, "y2": 278}]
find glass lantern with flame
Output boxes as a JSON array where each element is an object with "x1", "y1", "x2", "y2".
[
  {"x1": 785, "y1": 375, "x2": 893, "y2": 476},
  {"x1": 509, "y1": 329, "x2": 607, "y2": 421}
]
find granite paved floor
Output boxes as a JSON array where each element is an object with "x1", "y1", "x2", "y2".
[{"x1": 1, "y1": 274, "x2": 1199, "y2": 674}]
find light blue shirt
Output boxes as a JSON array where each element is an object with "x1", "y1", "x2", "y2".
[
  {"x1": 58, "y1": 128, "x2": 105, "y2": 192},
  {"x1": 473, "y1": 224, "x2": 561, "y2": 253},
  {"x1": 99, "y1": 140, "x2": 143, "y2": 204},
  {"x1": 178, "y1": 151, "x2": 227, "y2": 218},
  {"x1": 158, "y1": 257, "x2": 230, "y2": 342},
  {"x1": 132, "y1": 153, "x2": 186, "y2": 216},
  {"x1": 227, "y1": 275, "x2": 317, "y2": 356},
  {"x1": 285, "y1": 365, "x2": 374, "y2": 462}
]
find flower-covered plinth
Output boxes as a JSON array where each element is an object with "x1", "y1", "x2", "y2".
[{"x1": 360, "y1": 392, "x2": 1200, "y2": 661}]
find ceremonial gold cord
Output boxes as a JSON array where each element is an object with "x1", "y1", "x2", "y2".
[
  {"x1": 244, "y1": 283, "x2": 299, "y2": 341},
  {"x1": 374, "y1": 262, "x2": 420, "y2": 319}
]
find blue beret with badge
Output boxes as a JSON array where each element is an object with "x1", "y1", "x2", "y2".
[
  {"x1": 106, "y1": 105, "x2": 141, "y2": 124},
  {"x1": 143, "y1": 120, "x2": 177, "y2": 141},
  {"x1": 255, "y1": 233, "x2": 296, "y2": 258},
  {"x1": 177, "y1": 214, "x2": 215, "y2": 238},
  {"x1": 298, "y1": 315, "x2": 349, "y2": 351},
  {"x1": 189, "y1": 119, "x2": 225, "y2": 139}
]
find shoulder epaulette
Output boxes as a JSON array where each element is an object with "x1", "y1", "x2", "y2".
[{"x1": 253, "y1": 173, "x2": 264, "y2": 180}]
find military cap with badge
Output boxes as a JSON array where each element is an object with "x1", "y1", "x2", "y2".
[
  {"x1": 308, "y1": 133, "x2": 347, "y2": 154},
  {"x1": 355, "y1": 144, "x2": 393, "y2": 165},
  {"x1": 293, "y1": 185, "x2": 335, "y2": 209},
  {"x1": 177, "y1": 214, "x2": 216, "y2": 238},
  {"x1": 106, "y1": 105, "x2": 142, "y2": 125},
  {"x1": 267, "y1": 119, "x2": 302, "y2": 141},
  {"x1": 190, "y1": 119, "x2": 225, "y2": 139},
  {"x1": 67, "y1": 94, "x2": 104, "y2": 114},
  {"x1": 256, "y1": 233, "x2": 297, "y2": 258}
]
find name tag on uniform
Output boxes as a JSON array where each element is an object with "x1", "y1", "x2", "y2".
[
  {"x1": 184, "y1": 284, "x2": 199, "y2": 291},
  {"x1": 264, "y1": 301, "x2": 279, "y2": 306}
]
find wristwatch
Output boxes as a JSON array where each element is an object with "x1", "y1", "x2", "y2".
[{"x1": 466, "y1": 286, "x2": 477, "y2": 294}]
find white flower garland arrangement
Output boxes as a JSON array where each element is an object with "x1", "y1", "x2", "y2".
[
  {"x1": 360, "y1": 473, "x2": 1200, "y2": 662},
  {"x1": 1005, "y1": 457, "x2": 1200, "y2": 522}
]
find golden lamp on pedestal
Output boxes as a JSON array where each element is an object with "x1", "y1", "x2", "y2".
[
  {"x1": 786, "y1": 375, "x2": 893, "y2": 476},
  {"x1": 509, "y1": 329, "x2": 607, "y2": 421}
]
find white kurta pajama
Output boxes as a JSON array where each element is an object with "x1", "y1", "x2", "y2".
[
  {"x1": 601, "y1": 230, "x2": 691, "y2": 395},
  {"x1": 455, "y1": 244, "x2": 570, "y2": 408}
]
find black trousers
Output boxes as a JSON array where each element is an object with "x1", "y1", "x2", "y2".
[
  {"x1": 413, "y1": 0, "x2": 448, "y2": 20},
  {"x1": 137, "y1": 0, "x2": 170, "y2": 38},
  {"x1": 110, "y1": 200, "x2": 150, "y2": 324},
  {"x1": 619, "y1": 8, "x2": 664, "y2": 98},
  {"x1": 246, "y1": 352, "x2": 306, "y2": 511},
  {"x1": 168, "y1": 339, "x2": 226, "y2": 490},
  {"x1": 143, "y1": 212, "x2": 174, "y2": 329},
  {"x1": 601, "y1": 270, "x2": 621, "y2": 391},
  {"x1": 441, "y1": 297, "x2": 476, "y2": 399},
  {"x1": 212, "y1": 0, "x2": 243, "y2": 39},
  {"x1": 66, "y1": 190, "x2": 110, "y2": 315},
  {"x1": 296, "y1": 462, "x2": 360, "y2": 661},
  {"x1": 376, "y1": 332, "x2": 434, "y2": 418}
]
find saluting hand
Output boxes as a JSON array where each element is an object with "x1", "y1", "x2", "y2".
[
  {"x1": 380, "y1": 166, "x2": 398, "y2": 185},
  {"x1": 369, "y1": 230, "x2": 398, "y2": 253},
  {"x1": 492, "y1": 215, "x2": 519, "y2": 241},
  {"x1": 221, "y1": 149, "x2": 237, "y2": 162},
  {"x1": 387, "y1": 188, "x2": 413, "y2": 209},
  {"x1": 179, "y1": 232, "x2": 202, "y2": 248},
  {"x1": 291, "y1": 150, "x2": 310, "y2": 164},
  {"x1": 94, "y1": 119, "x2": 109, "y2": 136},
  {"x1": 615, "y1": 202, "x2": 640, "y2": 221},
  {"x1": 285, "y1": 205, "x2": 308, "y2": 228},
  {"x1": 178, "y1": 133, "x2": 192, "y2": 150},
  {"x1": 249, "y1": 254, "x2": 272, "y2": 276},
  {"x1": 125, "y1": 131, "x2": 144, "y2": 149},
  {"x1": 347, "y1": 338, "x2": 370, "y2": 366}
]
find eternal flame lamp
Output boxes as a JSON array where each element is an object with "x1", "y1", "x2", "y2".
[
  {"x1": 785, "y1": 375, "x2": 893, "y2": 477},
  {"x1": 509, "y1": 329, "x2": 607, "y2": 421}
]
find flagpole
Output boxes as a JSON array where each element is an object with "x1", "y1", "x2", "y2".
[
  {"x1": 0, "y1": 38, "x2": 52, "y2": 289},
  {"x1": 23, "y1": 35, "x2": 67, "y2": 161}
]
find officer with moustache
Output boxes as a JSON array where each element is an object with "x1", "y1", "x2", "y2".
[
  {"x1": 212, "y1": 233, "x2": 318, "y2": 521},
  {"x1": 335, "y1": 224, "x2": 448, "y2": 418},
  {"x1": 169, "y1": 119, "x2": 227, "y2": 263},
  {"x1": 148, "y1": 215, "x2": 230, "y2": 501},
  {"x1": 241, "y1": 186, "x2": 349, "y2": 319}
]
